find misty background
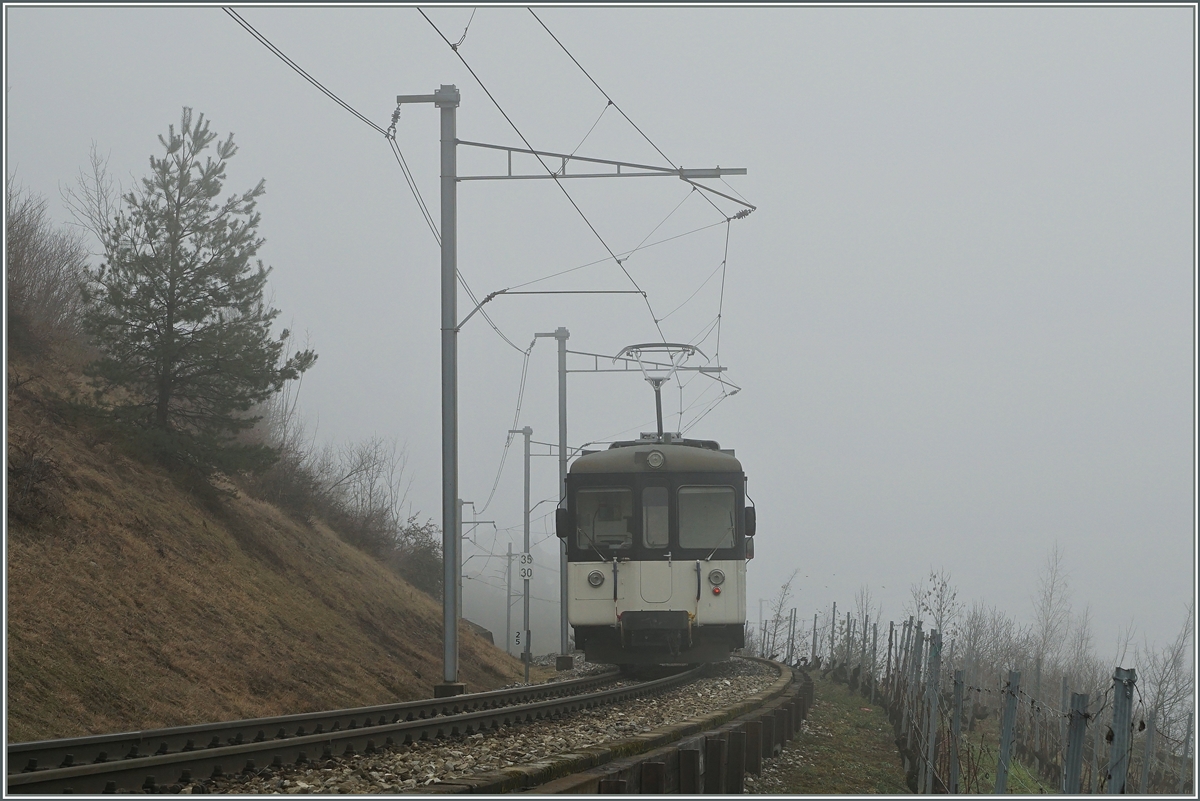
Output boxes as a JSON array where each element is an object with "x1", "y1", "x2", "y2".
[{"x1": 5, "y1": 6, "x2": 1194, "y2": 661}]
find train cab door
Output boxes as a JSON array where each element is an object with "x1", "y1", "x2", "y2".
[{"x1": 638, "y1": 486, "x2": 672, "y2": 603}]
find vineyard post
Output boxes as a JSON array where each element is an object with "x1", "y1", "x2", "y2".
[
  {"x1": 811, "y1": 612, "x2": 817, "y2": 664},
  {"x1": 1060, "y1": 675, "x2": 1069, "y2": 788},
  {"x1": 899, "y1": 621, "x2": 914, "y2": 746},
  {"x1": 917, "y1": 637, "x2": 929, "y2": 792},
  {"x1": 786, "y1": 608, "x2": 797, "y2": 664},
  {"x1": 1064, "y1": 692, "x2": 1089, "y2": 793},
  {"x1": 899, "y1": 618, "x2": 913, "y2": 715},
  {"x1": 995, "y1": 669, "x2": 1021, "y2": 794},
  {"x1": 905, "y1": 623, "x2": 925, "y2": 755},
  {"x1": 870, "y1": 621, "x2": 879, "y2": 704},
  {"x1": 1033, "y1": 656, "x2": 1042, "y2": 755},
  {"x1": 1178, "y1": 711, "x2": 1192, "y2": 794},
  {"x1": 922, "y1": 629, "x2": 942, "y2": 794},
  {"x1": 1090, "y1": 695, "x2": 1100, "y2": 793},
  {"x1": 1108, "y1": 667, "x2": 1137, "y2": 794},
  {"x1": 884, "y1": 621, "x2": 894, "y2": 706},
  {"x1": 860, "y1": 614, "x2": 869, "y2": 671},
  {"x1": 951, "y1": 669, "x2": 964, "y2": 794},
  {"x1": 902, "y1": 616, "x2": 914, "y2": 682},
  {"x1": 830, "y1": 601, "x2": 836, "y2": 664},
  {"x1": 845, "y1": 612, "x2": 853, "y2": 666},
  {"x1": 1138, "y1": 708, "x2": 1157, "y2": 793}
]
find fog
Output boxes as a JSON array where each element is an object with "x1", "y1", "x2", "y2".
[{"x1": 5, "y1": 6, "x2": 1193, "y2": 662}]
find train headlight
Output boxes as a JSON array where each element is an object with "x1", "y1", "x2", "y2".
[
  {"x1": 587, "y1": 570, "x2": 605, "y2": 588},
  {"x1": 708, "y1": 569, "x2": 725, "y2": 586},
  {"x1": 646, "y1": 450, "x2": 665, "y2": 469}
]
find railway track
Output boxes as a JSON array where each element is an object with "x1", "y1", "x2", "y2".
[{"x1": 5, "y1": 666, "x2": 685, "y2": 794}]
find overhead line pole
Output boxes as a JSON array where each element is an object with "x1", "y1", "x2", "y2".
[
  {"x1": 396, "y1": 85, "x2": 463, "y2": 698},
  {"x1": 395, "y1": 84, "x2": 745, "y2": 695},
  {"x1": 510, "y1": 427, "x2": 533, "y2": 684}
]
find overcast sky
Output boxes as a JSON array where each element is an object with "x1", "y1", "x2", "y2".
[{"x1": 5, "y1": 5, "x2": 1195, "y2": 659}]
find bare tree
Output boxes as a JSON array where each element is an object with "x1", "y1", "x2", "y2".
[
  {"x1": 764, "y1": 570, "x2": 798, "y2": 660},
  {"x1": 957, "y1": 600, "x2": 990, "y2": 687},
  {"x1": 1138, "y1": 602, "x2": 1194, "y2": 745},
  {"x1": 7, "y1": 181, "x2": 90, "y2": 351},
  {"x1": 813, "y1": 608, "x2": 833, "y2": 664},
  {"x1": 916, "y1": 566, "x2": 963, "y2": 639},
  {"x1": 61, "y1": 142, "x2": 119, "y2": 251},
  {"x1": 1065, "y1": 604, "x2": 1109, "y2": 700},
  {"x1": 1031, "y1": 543, "x2": 1072, "y2": 676},
  {"x1": 853, "y1": 584, "x2": 884, "y2": 671},
  {"x1": 905, "y1": 573, "x2": 928, "y2": 625},
  {"x1": 1113, "y1": 617, "x2": 1139, "y2": 668}
]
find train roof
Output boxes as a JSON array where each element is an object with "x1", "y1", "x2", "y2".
[{"x1": 570, "y1": 440, "x2": 743, "y2": 474}]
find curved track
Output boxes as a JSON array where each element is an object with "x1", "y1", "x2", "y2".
[{"x1": 6, "y1": 666, "x2": 706, "y2": 794}]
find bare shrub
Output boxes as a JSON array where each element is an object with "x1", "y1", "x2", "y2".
[
  {"x1": 244, "y1": 370, "x2": 442, "y2": 599},
  {"x1": 6, "y1": 429, "x2": 62, "y2": 525},
  {"x1": 6, "y1": 181, "x2": 90, "y2": 353}
]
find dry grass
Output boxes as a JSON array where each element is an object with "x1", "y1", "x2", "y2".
[
  {"x1": 6, "y1": 346, "x2": 539, "y2": 743},
  {"x1": 748, "y1": 672, "x2": 910, "y2": 794}
]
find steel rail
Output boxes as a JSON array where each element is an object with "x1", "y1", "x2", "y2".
[
  {"x1": 7, "y1": 669, "x2": 616, "y2": 789},
  {"x1": 7, "y1": 666, "x2": 700, "y2": 794},
  {"x1": 10, "y1": 670, "x2": 622, "y2": 772}
]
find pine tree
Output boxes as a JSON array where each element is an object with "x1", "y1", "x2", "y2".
[{"x1": 82, "y1": 108, "x2": 316, "y2": 475}]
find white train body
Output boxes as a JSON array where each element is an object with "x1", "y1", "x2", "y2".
[{"x1": 557, "y1": 437, "x2": 754, "y2": 665}]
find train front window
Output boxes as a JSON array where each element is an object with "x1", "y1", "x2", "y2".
[
  {"x1": 678, "y1": 486, "x2": 736, "y2": 550},
  {"x1": 642, "y1": 486, "x2": 668, "y2": 548},
  {"x1": 576, "y1": 488, "x2": 633, "y2": 552}
]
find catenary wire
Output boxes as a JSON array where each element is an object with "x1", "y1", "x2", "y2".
[
  {"x1": 570, "y1": 101, "x2": 612, "y2": 157},
  {"x1": 387, "y1": 108, "x2": 441, "y2": 245},
  {"x1": 452, "y1": 7, "x2": 477, "y2": 48},
  {"x1": 524, "y1": 7, "x2": 756, "y2": 412},
  {"x1": 657, "y1": 259, "x2": 724, "y2": 323},
  {"x1": 420, "y1": 8, "x2": 668, "y2": 343},
  {"x1": 507, "y1": 218, "x2": 728, "y2": 291},
  {"x1": 223, "y1": 8, "x2": 387, "y2": 136},
  {"x1": 223, "y1": 8, "x2": 528, "y2": 357},
  {"x1": 526, "y1": 7, "x2": 732, "y2": 221},
  {"x1": 476, "y1": 337, "x2": 538, "y2": 517}
]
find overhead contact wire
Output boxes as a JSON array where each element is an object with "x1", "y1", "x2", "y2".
[
  {"x1": 507, "y1": 218, "x2": 727, "y2": 291},
  {"x1": 527, "y1": 8, "x2": 736, "y2": 221},
  {"x1": 420, "y1": 7, "x2": 667, "y2": 343},
  {"x1": 223, "y1": 8, "x2": 387, "y2": 136},
  {"x1": 224, "y1": 9, "x2": 527, "y2": 357},
  {"x1": 527, "y1": 7, "x2": 753, "y2": 410}
]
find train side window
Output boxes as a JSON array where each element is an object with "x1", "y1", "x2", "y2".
[
  {"x1": 642, "y1": 486, "x2": 668, "y2": 548},
  {"x1": 576, "y1": 488, "x2": 634, "y2": 551},
  {"x1": 678, "y1": 486, "x2": 736, "y2": 550}
]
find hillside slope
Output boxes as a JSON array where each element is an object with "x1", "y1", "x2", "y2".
[{"x1": 5, "y1": 348, "x2": 531, "y2": 743}]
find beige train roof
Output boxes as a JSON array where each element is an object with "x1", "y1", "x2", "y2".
[{"x1": 570, "y1": 442, "x2": 743, "y2": 474}]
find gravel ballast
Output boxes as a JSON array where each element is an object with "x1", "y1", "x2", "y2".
[{"x1": 196, "y1": 658, "x2": 777, "y2": 794}]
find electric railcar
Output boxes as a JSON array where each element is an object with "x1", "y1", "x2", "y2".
[{"x1": 555, "y1": 433, "x2": 756, "y2": 665}]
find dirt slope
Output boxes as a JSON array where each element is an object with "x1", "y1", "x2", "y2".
[{"x1": 5, "y1": 348, "x2": 531, "y2": 742}]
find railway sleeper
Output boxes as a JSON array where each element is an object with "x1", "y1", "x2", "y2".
[{"x1": 511, "y1": 661, "x2": 809, "y2": 795}]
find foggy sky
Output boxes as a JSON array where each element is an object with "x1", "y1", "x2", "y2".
[{"x1": 4, "y1": 5, "x2": 1194, "y2": 659}]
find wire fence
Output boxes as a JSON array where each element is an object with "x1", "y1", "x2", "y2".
[{"x1": 748, "y1": 610, "x2": 1195, "y2": 795}]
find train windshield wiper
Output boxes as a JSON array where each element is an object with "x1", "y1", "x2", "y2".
[
  {"x1": 704, "y1": 528, "x2": 734, "y2": 561},
  {"x1": 579, "y1": 528, "x2": 612, "y2": 564}
]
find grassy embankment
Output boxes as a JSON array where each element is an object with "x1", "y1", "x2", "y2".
[
  {"x1": 6, "y1": 346, "x2": 542, "y2": 743},
  {"x1": 746, "y1": 670, "x2": 1062, "y2": 795},
  {"x1": 747, "y1": 671, "x2": 910, "y2": 794}
]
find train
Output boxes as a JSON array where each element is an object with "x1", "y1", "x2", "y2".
[{"x1": 555, "y1": 432, "x2": 755, "y2": 666}]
